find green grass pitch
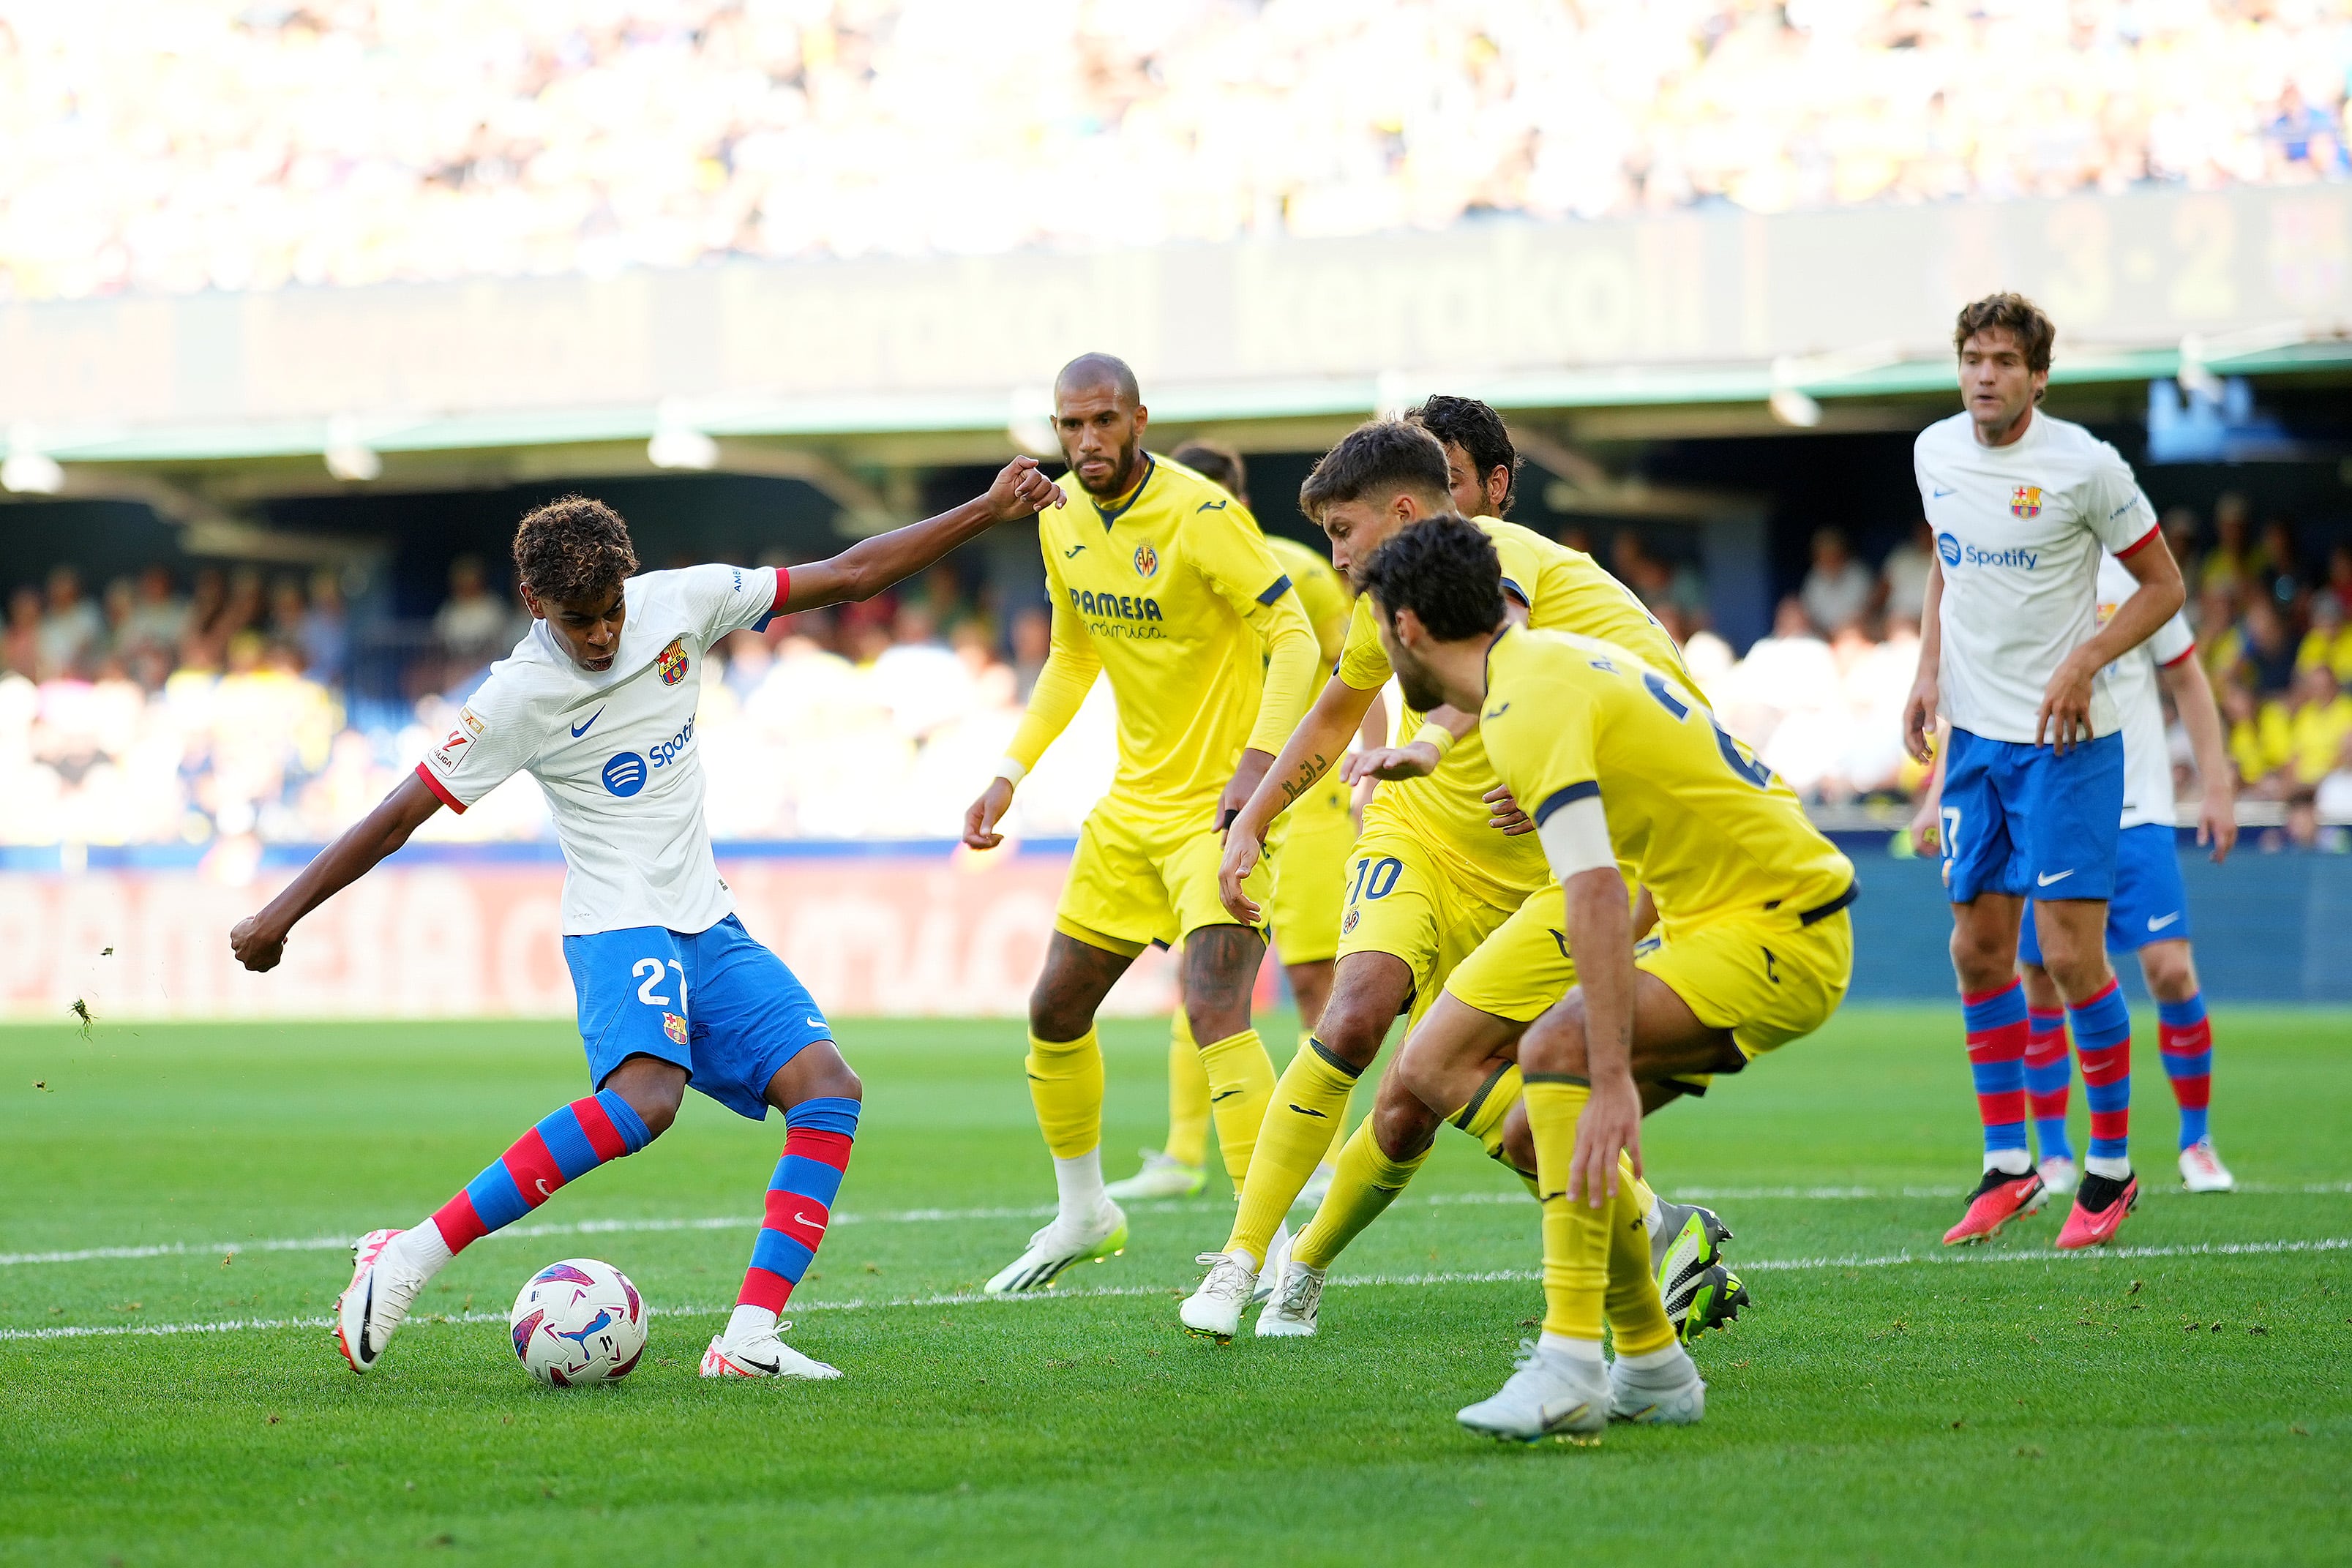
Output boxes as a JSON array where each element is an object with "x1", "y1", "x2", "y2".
[{"x1": 5, "y1": 1006, "x2": 2349, "y2": 1566}]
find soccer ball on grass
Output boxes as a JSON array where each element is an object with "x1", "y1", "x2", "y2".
[{"x1": 509, "y1": 1258, "x2": 648, "y2": 1386}]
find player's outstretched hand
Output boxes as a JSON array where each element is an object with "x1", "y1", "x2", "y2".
[
  {"x1": 2035, "y1": 648, "x2": 2100, "y2": 754},
  {"x1": 1484, "y1": 784, "x2": 1533, "y2": 836},
  {"x1": 1900, "y1": 672, "x2": 1939, "y2": 765},
  {"x1": 1565, "y1": 1076, "x2": 1642, "y2": 1210},
  {"x1": 1341, "y1": 742, "x2": 1440, "y2": 784},
  {"x1": 229, "y1": 915, "x2": 285, "y2": 973},
  {"x1": 985, "y1": 456, "x2": 1066, "y2": 521},
  {"x1": 962, "y1": 777, "x2": 1014, "y2": 850},
  {"x1": 1217, "y1": 831, "x2": 1265, "y2": 927}
]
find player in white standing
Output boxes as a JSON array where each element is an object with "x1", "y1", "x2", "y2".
[
  {"x1": 1915, "y1": 549, "x2": 2239, "y2": 1196},
  {"x1": 230, "y1": 462, "x2": 1063, "y2": 1378},
  {"x1": 1900, "y1": 293, "x2": 2185, "y2": 1250}
]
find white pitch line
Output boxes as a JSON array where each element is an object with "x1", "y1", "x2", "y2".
[
  {"x1": 6, "y1": 1182, "x2": 2346, "y2": 1270},
  {"x1": 6, "y1": 1236, "x2": 2346, "y2": 1346}
]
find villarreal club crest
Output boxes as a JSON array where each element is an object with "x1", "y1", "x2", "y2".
[
  {"x1": 1133, "y1": 542, "x2": 1159, "y2": 579},
  {"x1": 656, "y1": 637, "x2": 689, "y2": 686}
]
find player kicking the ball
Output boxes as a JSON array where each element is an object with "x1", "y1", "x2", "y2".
[
  {"x1": 230, "y1": 460, "x2": 1065, "y2": 1378},
  {"x1": 1902, "y1": 293, "x2": 2185, "y2": 1250},
  {"x1": 1350, "y1": 517, "x2": 1857, "y2": 1441}
]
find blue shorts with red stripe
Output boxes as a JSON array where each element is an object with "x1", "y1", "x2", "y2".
[{"x1": 563, "y1": 913, "x2": 832, "y2": 1122}]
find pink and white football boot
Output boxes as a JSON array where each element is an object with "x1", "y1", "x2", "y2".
[
  {"x1": 2055, "y1": 1171, "x2": 2139, "y2": 1250},
  {"x1": 334, "y1": 1228, "x2": 433, "y2": 1373},
  {"x1": 1942, "y1": 1169, "x2": 2045, "y2": 1245}
]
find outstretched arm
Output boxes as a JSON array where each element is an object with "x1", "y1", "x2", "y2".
[
  {"x1": 230, "y1": 771, "x2": 444, "y2": 971},
  {"x1": 784, "y1": 457, "x2": 1063, "y2": 613}
]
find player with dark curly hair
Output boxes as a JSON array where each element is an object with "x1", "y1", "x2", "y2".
[{"x1": 231, "y1": 457, "x2": 1065, "y2": 1382}]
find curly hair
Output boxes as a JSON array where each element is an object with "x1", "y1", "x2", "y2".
[
  {"x1": 1357, "y1": 514, "x2": 1506, "y2": 642},
  {"x1": 1953, "y1": 293, "x2": 2056, "y2": 382},
  {"x1": 1406, "y1": 395, "x2": 1521, "y2": 516},
  {"x1": 512, "y1": 495, "x2": 637, "y2": 606}
]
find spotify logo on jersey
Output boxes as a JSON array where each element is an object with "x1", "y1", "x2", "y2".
[{"x1": 602, "y1": 752, "x2": 648, "y2": 797}]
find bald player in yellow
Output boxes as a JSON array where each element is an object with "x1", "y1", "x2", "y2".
[
  {"x1": 1180, "y1": 413, "x2": 1723, "y2": 1342},
  {"x1": 1350, "y1": 515, "x2": 1855, "y2": 1441},
  {"x1": 963, "y1": 355, "x2": 1320, "y2": 1294},
  {"x1": 1104, "y1": 440, "x2": 1374, "y2": 1206}
]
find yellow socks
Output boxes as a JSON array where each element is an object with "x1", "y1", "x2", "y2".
[
  {"x1": 1306, "y1": 1031, "x2": 1353, "y2": 1166},
  {"x1": 1293, "y1": 1119, "x2": 1431, "y2": 1269},
  {"x1": 1165, "y1": 1011, "x2": 1210, "y2": 1169},
  {"x1": 1605, "y1": 1172, "x2": 1678, "y2": 1357},
  {"x1": 1226, "y1": 1038, "x2": 1359, "y2": 1263},
  {"x1": 1527, "y1": 1075, "x2": 1611, "y2": 1346},
  {"x1": 1197, "y1": 1028, "x2": 1277, "y2": 1196},
  {"x1": 1025, "y1": 1027, "x2": 1103, "y2": 1160}
]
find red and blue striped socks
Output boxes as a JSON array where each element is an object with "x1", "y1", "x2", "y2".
[
  {"x1": 2069, "y1": 980, "x2": 2134, "y2": 1179},
  {"x1": 429, "y1": 1090, "x2": 655, "y2": 1254},
  {"x1": 1962, "y1": 980, "x2": 2031, "y2": 1174},
  {"x1": 730, "y1": 1096, "x2": 860, "y2": 1337},
  {"x1": 2023, "y1": 1007, "x2": 2073, "y2": 1165},
  {"x1": 2157, "y1": 993, "x2": 2213, "y2": 1149}
]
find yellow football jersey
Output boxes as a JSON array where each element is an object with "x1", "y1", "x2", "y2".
[
  {"x1": 1264, "y1": 533, "x2": 1352, "y2": 670},
  {"x1": 1480, "y1": 626, "x2": 1854, "y2": 928},
  {"x1": 1334, "y1": 517, "x2": 1688, "y2": 905},
  {"x1": 1009, "y1": 452, "x2": 1317, "y2": 823}
]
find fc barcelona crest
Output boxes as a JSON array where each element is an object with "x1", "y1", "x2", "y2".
[
  {"x1": 2010, "y1": 486, "x2": 2042, "y2": 519},
  {"x1": 657, "y1": 637, "x2": 689, "y2": 686},
  {"x1": 1133, "y1": 543, "x2": 1159, "y2": 579},
  {"x1": 663, "y1": 1012, "x2": 689, "y2": 1045}
]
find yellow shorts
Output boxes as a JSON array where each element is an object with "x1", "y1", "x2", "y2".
[
  {"x1": 1055, "y1": 803, "x2": 1270, "y2": 958},
  {"x1": 1445, "y1": 884, "x2": 1855, "y2": 1087},
  {"x1": 1265, "y1": 777, "x2": 1355, "y2": 967},
  {"x1": 1640, "y1": 901, "x2": 1854, "y2": 1059},
  {"x1": 1441, "y1": 885, "x2": 1578, "y2": 1024},
  {"x1": 1333, "y1": 825, "x2": 1521, "y2": 1031}
]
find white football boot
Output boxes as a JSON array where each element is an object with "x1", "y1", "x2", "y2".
[
  {"x1": 334, "y1": 1228, "x2": 432, "y2": 1374},
  {"x1": 1248, "y1": 1223, "x2": 1292, "y2": 1306},
  {"x1": 983, "y1": 1199, "x2": 1128, "y2": 1294},
  {"x1": 1178, "y1": 1250, "x2": 1259, "y2": 1341},
  {"x1": 1255, "y1": 1258, "x2": 1325, "y2": 1338},
  {"x1": 700, "y1": 1324, "x2": 842, "y2": 1380},
  {"x1": 1456, "y1": 1340, "x2": 1609, "y2": 1444},
  {"x1": 2037, "y1": 1155, "x2": 2079, "y2": 1204},
  {"x1": 2179, "y1": 1139, "x2": 2236, "y2": 1193},
  {"x1": 1104, "y1": 1148, "x2": 1207, "y2": 1202},
  {"x1": 1607, "y1": 1346, "x2": 1707, "y2": 1425}
]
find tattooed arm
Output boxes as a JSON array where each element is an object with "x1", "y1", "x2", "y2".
[{"x1": 1216, "y1": 672, "x2": 1381, "y2": 924}]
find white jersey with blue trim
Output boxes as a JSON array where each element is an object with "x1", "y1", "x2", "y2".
[
  {"x1": 414, "y1": 563, "x2": 784, "y2": 936},
  {"x1": 2093, "y1": 549, "x2": 2197, "y2": 830},
  {"x1": 1914, "y1": 408, "x2": 2160, "y2": 744}
]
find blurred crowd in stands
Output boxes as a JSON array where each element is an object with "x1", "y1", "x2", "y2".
[
  {"x1": 4, "y1": 0, "x2": 2351, "y2": 300},
  {"x1": 5, "y1": 492, "x2": 2350, "y2": 849}
]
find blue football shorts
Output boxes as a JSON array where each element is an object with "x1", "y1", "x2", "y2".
[
  {"x1": 1939, "y1": 727, "x2": 2124, "y2": 905},
  {"x1": 562, "y1": 913, "x2": 832, "y2": 1122},
  {"x1": 2018, "y1": 820, "x2": 2190, "y2": 961}
]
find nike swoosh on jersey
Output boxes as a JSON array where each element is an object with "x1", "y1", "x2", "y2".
[
  {"x1": 2147, "y1": 911, "x2": 2181, "y2": 931},
  {"x1": 2036, "y1": 869, "x2": 2075, "y2": 887},
  {"x1": 571, "y1": 706, "x2": 605, "y2": 738},
  {"x1": 1933, "y1": 487, "x2": 1957, "y2": 498},
  {"x1": 806, "y1": 1016, "x2": 825, "y2": 1027}
]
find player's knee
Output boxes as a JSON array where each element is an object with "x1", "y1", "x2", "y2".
[
  {"x1": 2141, "y1": 944, "x2": 2198, "y2": 1002},
  {"x1": 1370, "y1": 1084, "x2": 1437, "y2": 1160},
  {"x1": 1520, "y1": 993, "x2": 1589, "y2": 1078},
  {"x1": 1497, "y1": 1101, "x2": 1536, "y2": 1175},
  {"x1": 1310, "y1": 989, "x2": 1390, "y2": 1070},
  {"x1": 1948, "y1": 924, "x2": 2012, "y2": 991},
  {"x1": 1027, "y1": 983, "x2": 1092, "y2": 1044}
]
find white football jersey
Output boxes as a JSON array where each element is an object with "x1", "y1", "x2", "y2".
[
  {"x1": 2093, "y1": 549, "x2": 2196, "y2": 830},
  {"x1": 1913, "y1": 409, "x2": 2159, "y2": 743},
  {"x1": 416, "y1": 564, "x2": 784, "y2": 935}
]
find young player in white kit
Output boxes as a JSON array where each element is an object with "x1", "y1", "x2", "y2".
[
  {"x1": 230, "y1": 460, "x2": 1064, "y2": 1378},
  {"x1": 1900, "y1": 293, "x2": 2185, "y2": 1251},
  {"x1": 1916, "y1": 551, "x2": 2240, "y2": 1198}
]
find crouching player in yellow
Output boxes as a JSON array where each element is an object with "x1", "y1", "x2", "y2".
[
  {"x1": 1106, "y1": 441, "x2": 1377, "y2": 1206},
  {"x1": 963, "y1": 356, "x2": 1319, "y2": 1293},
  {"x1": 1192, "y1": 414, "x2": 1732, "y2": 1343},
  {"x1": 1354, "y1": 517, "x2": 1857, "y2": 1441}
]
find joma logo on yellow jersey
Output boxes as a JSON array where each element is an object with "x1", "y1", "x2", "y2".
[{"x1": 1068, "y1": 588, "x2": 1163, "y2": 622}]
